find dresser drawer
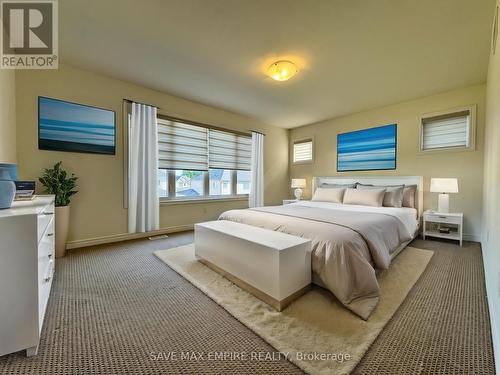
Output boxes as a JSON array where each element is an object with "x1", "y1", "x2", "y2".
[
  {"x1": 425, "y1": 214, "x2": 462, "y2": 225},
  {"x1": 38, "y1": 257, "x2": 54, "y2": 330},
  {"x1": 38, "y1": 247, "x2": 54, "y2": 283},
  {"x1": 38, "y1": 223, "x2": 55, "y2": 259},
  {"x1": 37, "y1": 209, "x2": 54, "y2": 243}
]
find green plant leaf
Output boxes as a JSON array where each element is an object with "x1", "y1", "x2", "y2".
[{"x1": 38, "y1": 161, "x2": 78, "y2": 207}]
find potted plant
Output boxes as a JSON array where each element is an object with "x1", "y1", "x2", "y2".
[{"x1": 39, "y1": 161, "x2": 78, "y2": 258}]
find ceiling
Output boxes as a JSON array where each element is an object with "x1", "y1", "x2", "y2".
[{"x1": 59, "y1": 0, "x2": 495, "y2": 128}]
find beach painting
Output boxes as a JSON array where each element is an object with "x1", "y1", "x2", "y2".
[
  {"x1": 38, "y1": 97, "x2": 116, "y2": 155},
  {"x1": 337, "y1": 124, "x2": 397, "y2": 171}
]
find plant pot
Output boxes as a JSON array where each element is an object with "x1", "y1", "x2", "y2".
[{"x1": 55, "y1": 205, "x2": 70, "y2": 258}]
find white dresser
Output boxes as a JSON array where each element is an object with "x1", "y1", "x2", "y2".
[{"x1": 0, "y1": 195, "x2": 55, "y2": 357}]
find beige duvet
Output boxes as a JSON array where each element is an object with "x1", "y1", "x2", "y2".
[{"x1": 219, "y1": 203, "x2": 415, "y2": 319}]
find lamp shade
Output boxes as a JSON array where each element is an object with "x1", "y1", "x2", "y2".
[
  {"x1": 430, "y1": 178, "x2": 458, "y2": 193},
  {"x1": 291, "y1": 178, "x2": 306, "y2": 189}
]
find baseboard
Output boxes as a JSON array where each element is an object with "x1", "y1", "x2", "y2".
[
  {"x1": 464, "y1": 233, "x2": 481, "y2": 242},
  {"x1": 491, "y1": 303, "x2": 500, "y2": 375},
  {"x1": 481, "y1": 244, "x2": 500, "y2": 375},
  {"x1": 66, "y1": 224, "x2": 194, "y2": 250}
]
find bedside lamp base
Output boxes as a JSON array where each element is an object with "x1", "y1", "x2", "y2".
[
  {"x1": 438, "y1": 193, "x2": 449, "y2": 213},
  {"x1": 294, "y1": 188, "x2": 303, "y2": 200}
]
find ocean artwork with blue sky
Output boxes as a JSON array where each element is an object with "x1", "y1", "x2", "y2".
[
  {"x1": 337, "y1": 124, "x2": 397, "y2": 172},
  {"x1": 38, "y1": 97, "x2": 116, "y2": 155}
]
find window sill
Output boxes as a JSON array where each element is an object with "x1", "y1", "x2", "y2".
[
  {"x1": 417, "y1": 145, "x2": 475, "y2": 155},
  {"x1": 292, "y1": 160, "x2": 313, "y2": 165},
  {"x1": 160, "y1": 196, "x2": 248, "y2": 206}
]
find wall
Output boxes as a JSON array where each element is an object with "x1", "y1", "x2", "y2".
[
  {"x1": 289, "y1": 84, "x2": 486, "y2": 240},
  {"x1": 15, "y1": 64, "x2": 289, "y2": 244},
  {"x1": 482, "y1": 1, "x2": 500, "y2": 371},
  {"x1": 0, "y1": 69, "x2": 16, "y2": 163}
]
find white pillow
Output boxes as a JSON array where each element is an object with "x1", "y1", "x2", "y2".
[
  {"x1": 312, "y1": 187, "x2": 346, "y2": 203},
  {"x1": 343, "y1": 188, "x2": 387, "y2": 207}
]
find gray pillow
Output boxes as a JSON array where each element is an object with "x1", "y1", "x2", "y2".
[
  {"x1": 320, "y1": 182, "x2": 357, "y2": 189},
  {"x1": 402, "y1": 185, "x2": 417, "y2": 208},
  {"x1": 357, "y1": 184, "x2": 405, "y2": 208}
]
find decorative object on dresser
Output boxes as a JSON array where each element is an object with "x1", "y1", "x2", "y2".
[
  {"x1": 423, "y1": 211, "x2": 463, "y2": 246},
  {"x1": 0, "y1": 164, "x2": 17, "y2": 209},
  {"x1": 430, "y1": 178, "x2": 459, "y2": 213},
  {"x1": 0, "y1": 196, "x2": 55, "y2": 357},
  {"x1": 39, "y1": 161, "x2": 78, "y2": 258},
  {"x1": 291, "y1": 178, "x2": 306, "y2": 200},
  {"x1": 283, "y1": 199, "x2": 298, "y2": 205},
  {"x1": 15, "y1": 181, "x2": 36, "y2": 201}
]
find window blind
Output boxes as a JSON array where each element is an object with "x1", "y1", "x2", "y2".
[
  {"x1": 422, "y1": 111, "x2": 470, "y2": 150},
  {"x1": 208, "y1": 130, "x2": 252, "y2": 170},
  {"x1": 157, "y1": 118, "x2": 208, "y2": 170},
  {"x1": 293, "y1": 139, "x2": 313, "y2": 162}
]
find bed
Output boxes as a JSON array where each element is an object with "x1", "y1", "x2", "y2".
[{"x1": 219, "y1": 176, "x2": 423, "y2": 319}]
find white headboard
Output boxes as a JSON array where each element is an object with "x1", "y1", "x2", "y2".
[{"x1": 312, "y1": 176, "x2": 424, "y2": 218}]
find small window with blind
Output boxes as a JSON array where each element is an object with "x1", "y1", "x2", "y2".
[
  {"x1": 156, "y1": 117, "x2": 252, "y2": 201},
  {"x1": 293, "y1": 139, "x2": 313, "y2": 164},
  {"x1": 419, "y1": 106, "x2": 476, "y2": 152}
]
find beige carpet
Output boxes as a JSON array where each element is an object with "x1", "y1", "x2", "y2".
[{"x1": 154, "y1": 244, "x2": 433, "y2": 375}]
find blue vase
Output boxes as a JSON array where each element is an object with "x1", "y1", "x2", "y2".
[
  {"x1": 0, "y1": 180, "x2": 15, "y2": 209},
  {"x1": 0, "y1": 164, "x2": 17, "y2": 209},
  {"x1": 0, "y1": 163, "x2": 17, "y2": 180}
]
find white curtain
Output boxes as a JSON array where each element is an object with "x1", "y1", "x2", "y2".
[
  {"x1": 249, "y1": 131, "x2": 264, "y2": 208},
  {"x1": 128, "y1": 102, "x2": 160, "y2": 233}
]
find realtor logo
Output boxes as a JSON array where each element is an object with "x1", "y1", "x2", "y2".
[{"x1": 1, "y1": 0, "x2": 58, "y2": 69}]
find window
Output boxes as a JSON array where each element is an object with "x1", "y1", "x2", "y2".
[
  {"x1": 157, "y1": 169, "x2": 168, "y2": 198},
  {"x1": 209, "y1": 169, "x2": 232, "y2": 196},
  {"x1": 176, "y1": 170, "x2": 204, "y2": 197},
  {"x1": 420, "y1": 106, "x2": 475, "y2": 152},
  {"x1": 156, "y1": 117, "x2": 251, "y2": 201},
  {"x1": 157, "y1": 119, "x2": 208, "y2": 170},
  {"x1": 209, "y1": 129, "x2": 252, "y2": 170},
  {"x1": 236, "y1": 170, "x2": 251, "y2": 195},
  {"x1": 293, "y1": 139, "x2": 313, "y2": 163}
]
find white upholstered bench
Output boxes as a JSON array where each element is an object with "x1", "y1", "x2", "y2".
[{"x1": 194, "y1": 220, "x2": 311, "y2": 311}]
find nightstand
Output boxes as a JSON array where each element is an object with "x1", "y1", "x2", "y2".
[
  {"x1": 283, "y1": 199, "x2": 298, "y2": 205},
  {"x1": 423, "y1": 211, "x2": 463, "y2": 246}
]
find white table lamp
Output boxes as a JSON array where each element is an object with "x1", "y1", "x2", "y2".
[
  {"x1": 430, "y1": 178, "x2": 458, "y2": 213},
  {"x1": 291, "y1": 178, "x2": 306, "y2": 200}
]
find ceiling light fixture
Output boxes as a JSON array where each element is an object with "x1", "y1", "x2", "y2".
[{"x1": 267, "y1": 60, "x2": 299, "y2": 81}]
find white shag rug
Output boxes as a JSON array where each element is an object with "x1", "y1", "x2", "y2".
[{"x1": 154, "y1": 244, "x2": 433, "y2": 375}]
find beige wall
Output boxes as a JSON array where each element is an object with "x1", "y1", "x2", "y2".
[
  {"x1": 289, "y1": 84, "x2": 486, "y2": 239},
  {"x1": 0, "y1": 69, "x2": 16, "y2": 163},
  {"x1": 15, "y1": 64, "x2": 289, "y2": 243},
  {"x1": 482, "y1": 0, "x2": 500, "y2": 369}
]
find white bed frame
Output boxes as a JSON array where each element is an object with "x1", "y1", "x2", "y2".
[{"x1": 312, "y1": 175, "x2": 424, "y2": 219}]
